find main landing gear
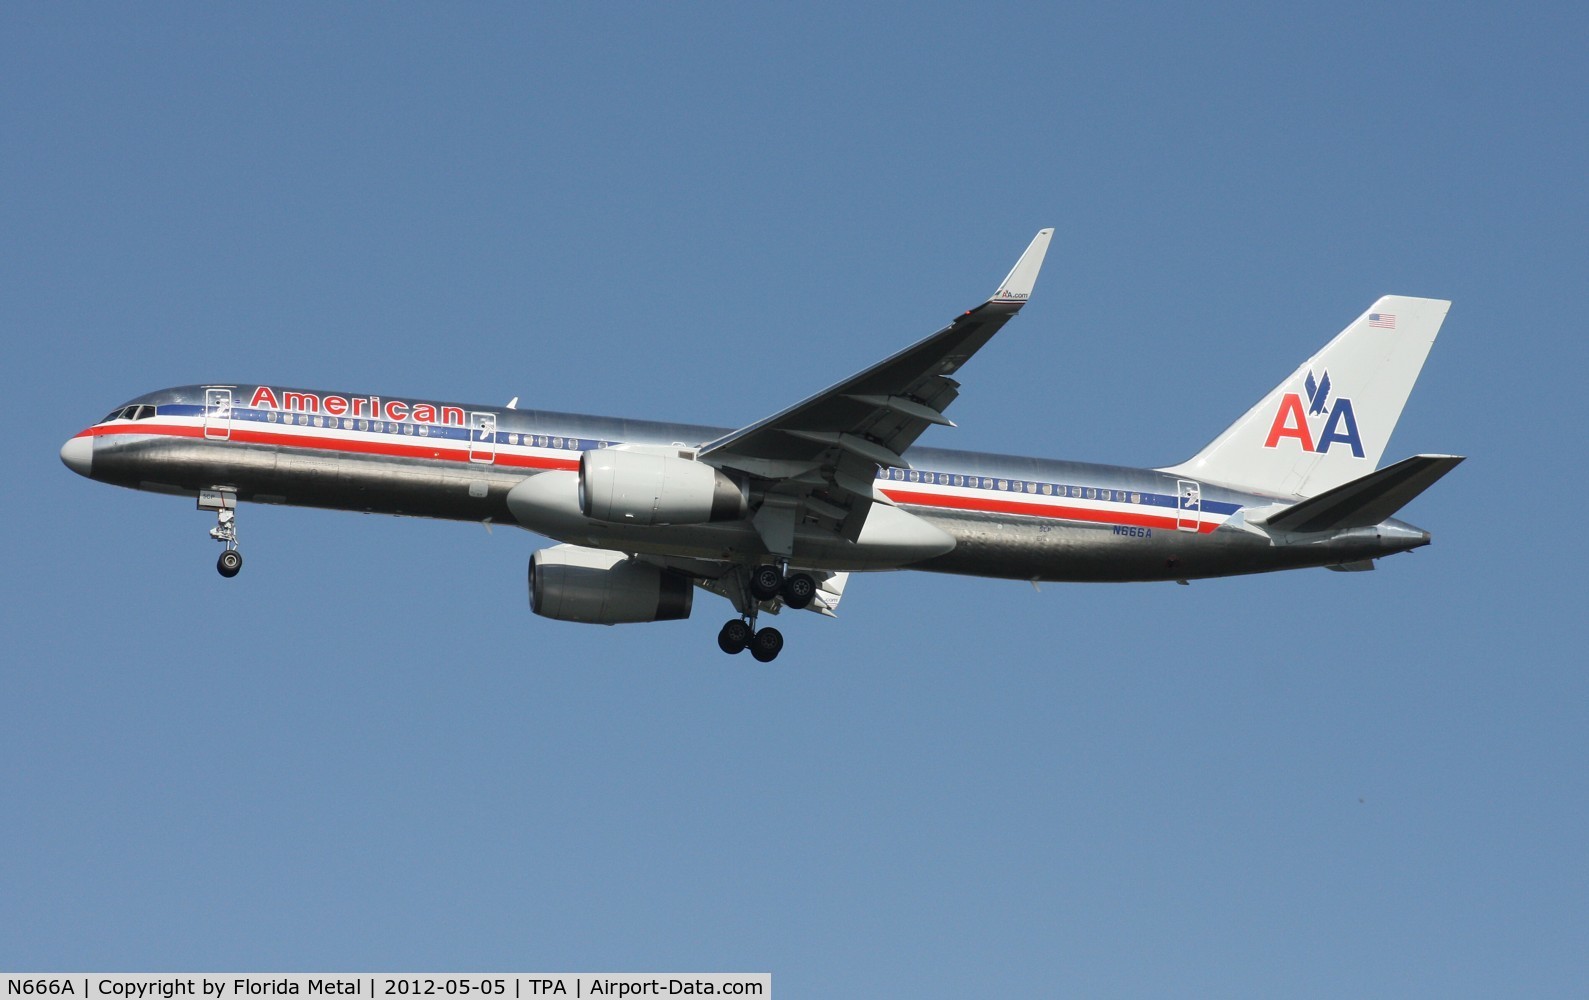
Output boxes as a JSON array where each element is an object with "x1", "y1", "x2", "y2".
[
  {"x1": 719, "y1": 563, "x2": 814, "y2": 662},
  {"x1": 200, "y1": 489, "x2": 243, "y2": 578},
  {"x1": 717, "y1": 618, "x2": 783, "y2": 662}
]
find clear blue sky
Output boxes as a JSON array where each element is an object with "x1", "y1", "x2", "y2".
[{"x1": 3, "y1": 4, "x2": 1584, "y2": 996}]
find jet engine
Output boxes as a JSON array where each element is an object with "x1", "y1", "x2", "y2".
[
  {"x1": 579, "y1": 449, "x2": 747, "y2": 526},
  {"x1": 529, "y1": 544, "x2": 693, "y2": 624}
]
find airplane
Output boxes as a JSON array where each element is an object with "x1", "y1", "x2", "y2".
[{"x1": 60, "y1": 230, "x2": 1462, "y2": 661}]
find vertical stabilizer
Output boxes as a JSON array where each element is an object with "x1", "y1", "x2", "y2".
[{"x1": 1163, "y1": 295, "x2": 1450, "y2": 497}]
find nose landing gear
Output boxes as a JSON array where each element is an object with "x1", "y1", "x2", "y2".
[{"x1": 199, "y1": 489, "x2": 242, "y2": 578}]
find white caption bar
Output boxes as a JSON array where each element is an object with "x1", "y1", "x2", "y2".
[{"x1": 1, "y1": 976, "x2": 770, "y2": 1000}]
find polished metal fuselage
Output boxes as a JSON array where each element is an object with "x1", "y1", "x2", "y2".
[{"x1": 78, "y1": 384, "x2": 1431, "y2": 582}]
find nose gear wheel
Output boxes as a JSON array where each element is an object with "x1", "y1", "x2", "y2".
[{"x1": 200, "y1": 490, "x2": 243, "y2": 577}]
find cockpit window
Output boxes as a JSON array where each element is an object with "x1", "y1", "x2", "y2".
[{"x1": 133, "y1": 405, "x2": 156, "y2": 420}]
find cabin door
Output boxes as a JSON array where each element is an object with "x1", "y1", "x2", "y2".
[
  {"x1": 204, "y1": 388, "x2": 233, "y2": 441},
  {"x1": 1176, "y1": 479, "x2": 1201, "y2": 532},
  {"x1": 469, "y1": 412, "x2": 497, "y2": 464}
]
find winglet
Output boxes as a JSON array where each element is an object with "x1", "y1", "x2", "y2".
[{"x1": 991, "y1": 228, "x2": 1054, "y2": 305}]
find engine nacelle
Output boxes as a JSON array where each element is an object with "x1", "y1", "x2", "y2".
[
  {"x1": 529, "y1": 544, "x2": 693, "y2": 624},
  {"x1": 579, "y1": 449, "x2": 747, "y2": 526}
]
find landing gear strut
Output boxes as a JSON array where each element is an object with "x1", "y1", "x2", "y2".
[{"x1": 200, "y1": 489, "x2": 242, "y2": 578}]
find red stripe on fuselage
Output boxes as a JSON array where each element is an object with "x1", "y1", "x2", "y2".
[
  {"x1": 879, "y1": 487, "x2": 1220, "y2": 534},
  {"x1": 80, "y1": 425, "x2": 1223, "y2": 533},
  {"x1": 80, "y1": 422, "x2": 582, "y2": 471}
]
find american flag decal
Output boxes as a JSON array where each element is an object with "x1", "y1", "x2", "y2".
[{"x1": 1369, "y1": 313, "x2": 1397, "y2": 329}]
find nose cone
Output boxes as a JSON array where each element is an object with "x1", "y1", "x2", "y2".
[{"x1": 60, "y1": 434, "x2": 93, "y2": 477}]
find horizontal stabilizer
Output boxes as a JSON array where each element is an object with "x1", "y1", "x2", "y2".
[{"x1": 1260, "y1": 454, "x2": 1464, "y2": 533}]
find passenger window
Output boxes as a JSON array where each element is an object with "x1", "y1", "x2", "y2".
[{"x1": 1041, "y1": 484, "x2": 1052, "y2": 495}]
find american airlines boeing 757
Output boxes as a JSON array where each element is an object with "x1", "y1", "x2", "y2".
[{"x1": 61, "y1": 230, "x2": 1461, "y2": 660}]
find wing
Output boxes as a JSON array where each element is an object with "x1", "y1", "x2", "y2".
[{"x1": 698, "y1": 229, "x2": 1053, "y2": 552}]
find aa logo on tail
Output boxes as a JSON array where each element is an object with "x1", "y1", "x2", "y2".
[{"x1": 1263, "y1": 369, "x2": 1365, "y2": 457}]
